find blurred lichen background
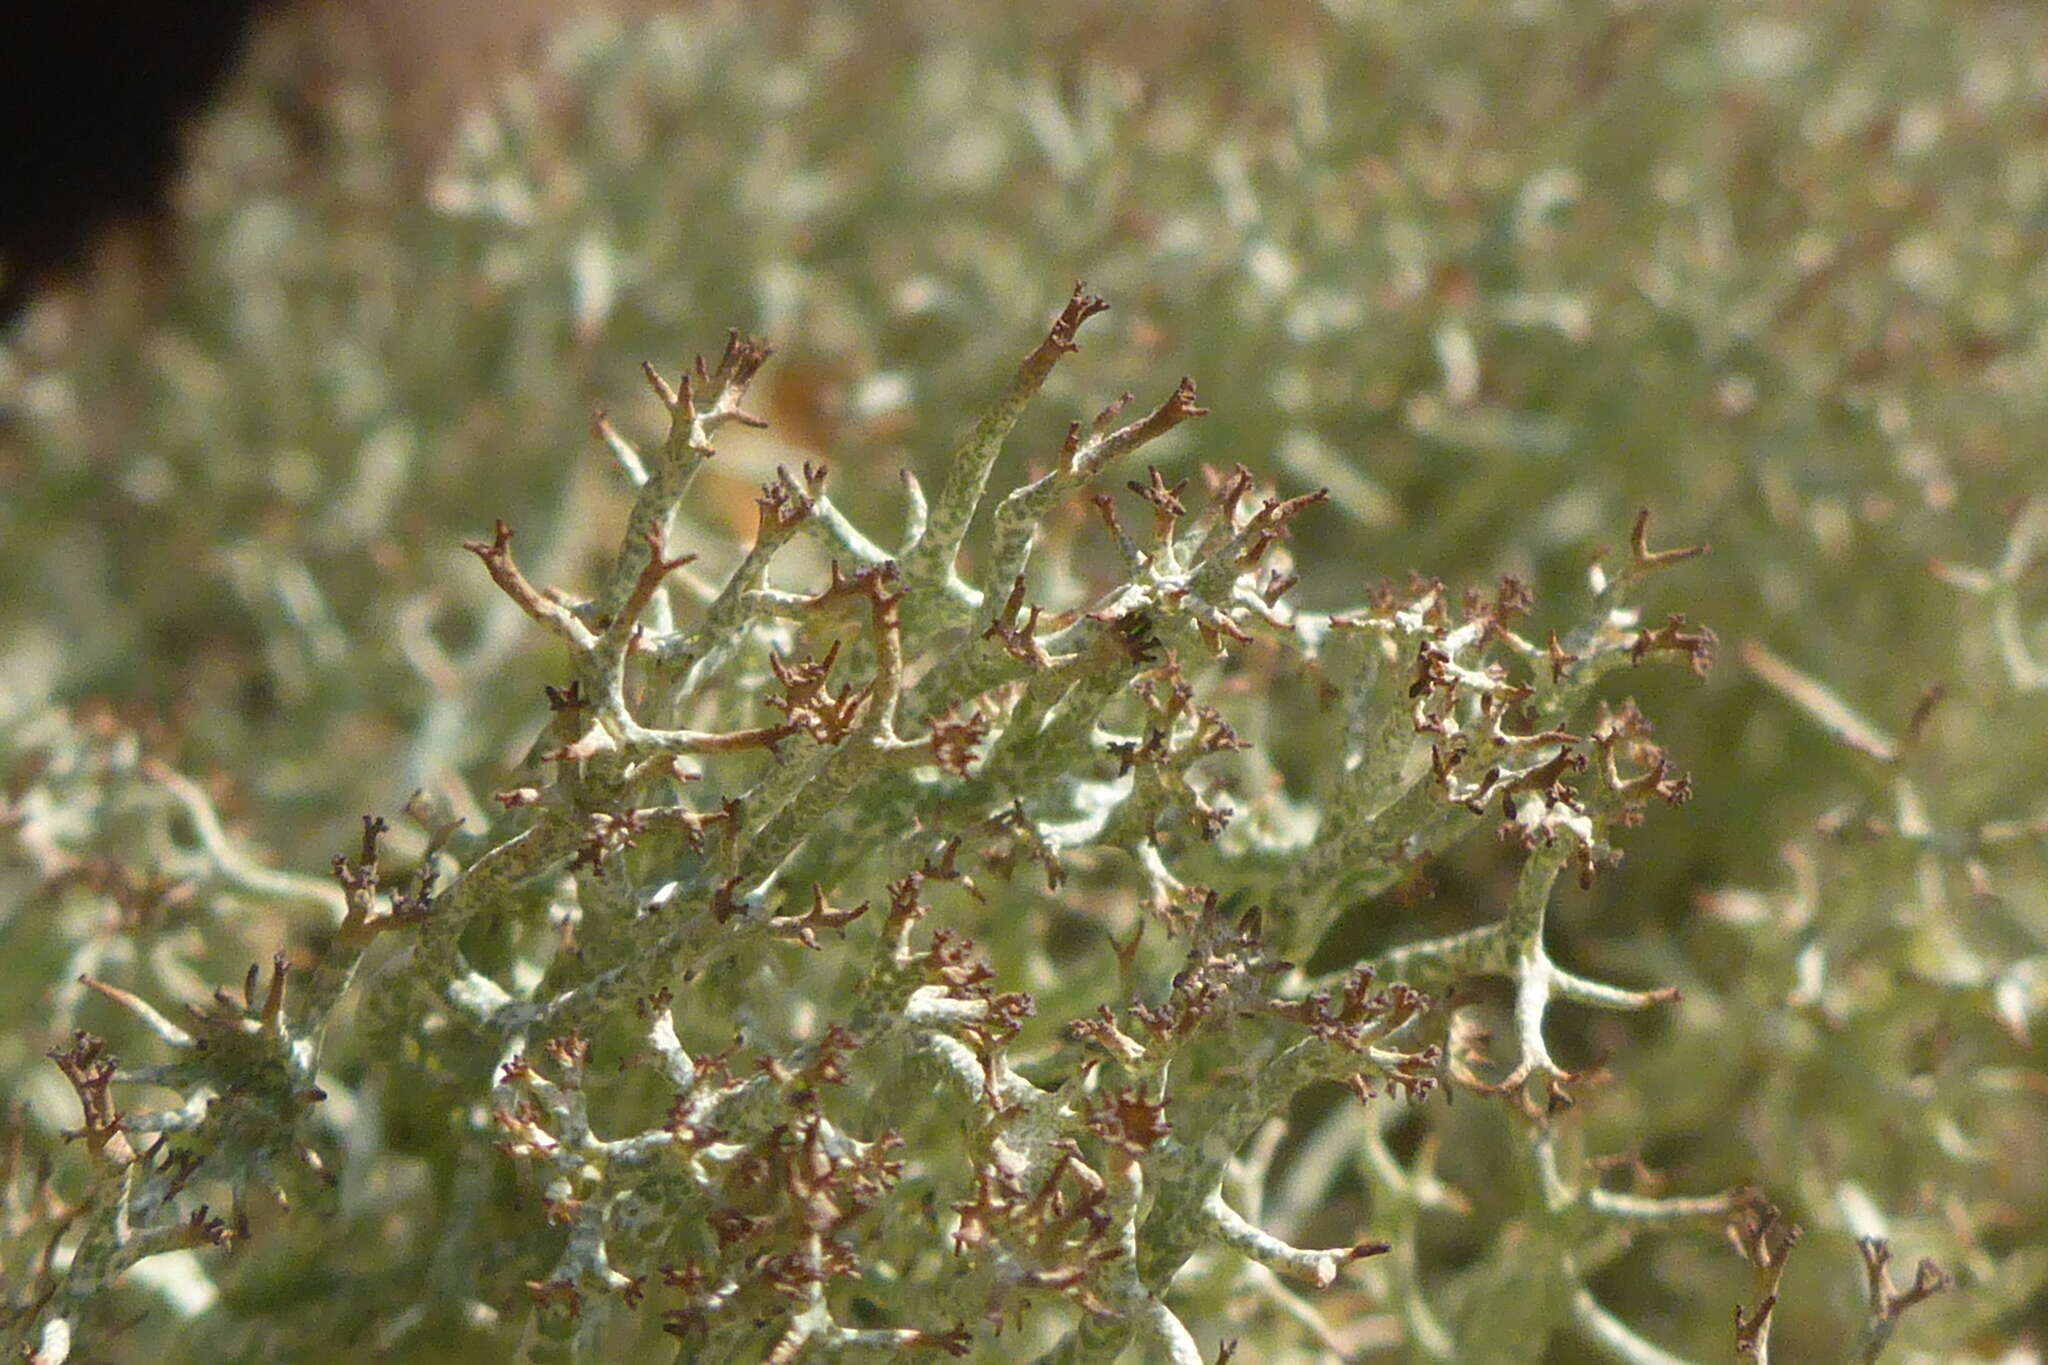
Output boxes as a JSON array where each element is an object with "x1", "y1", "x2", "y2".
[{"x1": 3, "y1": 1, "x2": 2045, "y2": 1361}]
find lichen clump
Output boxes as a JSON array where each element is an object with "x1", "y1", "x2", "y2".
[{"x1": 4, "y1": 289, "x2": 1956, "y2": 1364}]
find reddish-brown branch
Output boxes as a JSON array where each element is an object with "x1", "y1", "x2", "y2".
[
  {"x1": 464, "y1": 520, "x2": 595, "y2": 648},
  {"x1": 1629, "y1": 506, "x2": 1709, "y2": 572},
  {"x1": 607, "y1": 525, "x2": 697, "y2": 644}
]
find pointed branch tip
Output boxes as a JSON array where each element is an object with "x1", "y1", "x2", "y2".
[{"x1": 1630, "y1": 507, "x2": 1709, "y2": 571}]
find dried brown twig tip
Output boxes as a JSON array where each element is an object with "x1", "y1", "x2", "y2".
[
  {"x1": 997, "y1": 285, "x2": 1113, "y2": 409},
  {"x1": 330, "y1": 812, "x2": 443, "y2": 943},
  {"x1": 1048, "y1": 283, "x2": 1111, "y2": 356},
  {"x1": 353, "y1": 812, "x2": 387, "y2": 873},
  {"x1": 1088, "y1": 392, "x2": 1135, "y2": 442},
  {"x1": 766, "y1": 644, "x2": 872, "y2": 744},
  {"x1": 768, "y1": 642, "x2": 843, "y2": 706},
  {"x1": 1240, "y1": 488, "x2": 1328, "y2": 566},
  {"x1": 1205, "y1": 463, "x2": 1255, "y2": 522},
  {"x1": 1729, "y1": 1198, "x2": 1801, "y2": 1361},
  {"x1": 464, "y1": 519, "x2": 594, "y2": 645},
  {"x1": 1467, "y1": 576, "x2": 1535, "y2": 640},
  {"x1": 1129, "y1": 465, "x2": 1189, "y2": 541},
  {"x1": 984, "y1": 575, "x2": 1050, "y2": 669},
  {"x1": 903, "y1": 1327, "x2": 973, "y2": 1357},
  {"x1": 180, "y1": 1205, "x2": 236, "y2": 1249},
  {"x1": 1091, "y1": 491, "x2": 1132, "y2": 540},
  {"x1": 1859, "y1": 1237, "x2": 1952, "y2": 1337},
  {"x1": 1628, "y1": 506, "x2": 1709, "y2": 572},
  {"x1": 1546, "y1": 630, "x2": 1579, "y2": 682},
  {"x1": 644, "y1": 331, "x2": 774, "y2": 429},
  {"x1": 696, "y1": 329, "x2": 774, "y2": 427},
  {"x1": 708, "y1": 329, "x2": 775, "y2": 406},
  {"x1": 1003, "y1": 286, "x2": 1105, "y2": 409},
  {"x1": 802, "y1": 560, "x2": 903, "y2": 613},
  {"x1": 1118, "y1": 378, "x2": 1208, "y2": 458},
  {"x1": 332, "y1": 817, "x2": 383, "y2": 922},
  {"x1": 48, "y1": 1032, "x2": 134, "y2": 1165},
  {"x1": 757, "y1": 465, "x2": 821, "y2": 535},
  {"x1": 464, "y1": 517, "x2": 514, "y2": 563},
  {"x1": 259, "y1": 952, "x2": 290, "y2": 1028},
  {"x1": 1085, "y1": 1087, "x2": 1172, "y2": 1153},
  {"x1": 1631, "y1": 614, "x2": 1717, "y2": 676},
  {"x1": 1259, "y1": 569, "x2": 1300, "y2": 606},
  {"x1": 1108, "y1": 609, "x2": 1165, "y2": 664},
  {"x1": 1165, "y1": 376, "x2": 1208, "y2": 419},
  {"x1": 610, "y1": 525, "x2": 697, "y2": 638},
  {"x1": 641, "y1": 359, "x2": 681, "y2": 412},
  {"x1": 926, "y1": 709, "x2": 989, "y2": 776},
  {"x1": 766, "y1": 886, "x2": 871, "y2": 950}
]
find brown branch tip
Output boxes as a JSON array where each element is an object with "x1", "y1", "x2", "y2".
[
  {"x1": 1630, "y1": 507, "x2": 1709, "y2": 571},
  {"x1": 1048, "y1": 283, "x2": 1111, "y2": 355}
]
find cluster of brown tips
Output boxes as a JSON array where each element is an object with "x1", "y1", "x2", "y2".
[
  {"x1": 1729, "y1": 1197, "x2": 1950, "y2": 1363},
  {"x1": 1264, "y1": 968, "x2": 1437, "y2": 1101},
  {"x1": 950, "y1": 1141, "x2": 1124, "y2": 1320},
  {"x1": 984, "y1": 575, "x2": 1052, "y2": 670},
  {"x1": 1342, "y1": 520, "x2": 1710, "y2": 889},
  {"x1": 330, "y1": 811, "x2": 454, "y2": 946},
  {"x1": 45, "y1": 1033, "x2": 134, "y2": 1167},
  {"x1": 1104, "y1": 658, "x2": 1251, "y2": 841}
]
